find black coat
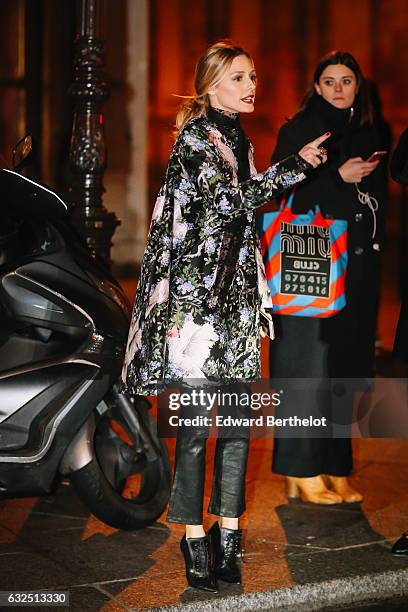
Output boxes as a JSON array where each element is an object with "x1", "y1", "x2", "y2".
[
  {"x1": 391, "y1": 128, "x2": 408, "y2": 184},
  {"x1": 392, "y1": 128, "x2": 408, "y2": 360},
  {"x1": 269, "y1": 97, "x2": 388, "y2": 378}
]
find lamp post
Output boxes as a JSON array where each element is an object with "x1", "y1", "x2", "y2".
[{"x1": 68, "y1": 0, "x2": 119, "y2": 264}]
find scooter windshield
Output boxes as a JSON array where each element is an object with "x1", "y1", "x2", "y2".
[{"x1": 0, "y1": 169, "x2": 68, "y2": 219}]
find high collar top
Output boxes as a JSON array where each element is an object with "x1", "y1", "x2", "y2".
[{"x1": 207, "y1": 106, "x2": 240, "y2": 127}]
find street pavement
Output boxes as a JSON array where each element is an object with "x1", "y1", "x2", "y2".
[
  {"x1": 2, "y1": 265, "x2": 408, "y2": 611},
  {"x1": 1, "y1": 433, "x2": 408, "y2": 611}
]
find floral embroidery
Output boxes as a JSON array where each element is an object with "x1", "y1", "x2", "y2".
[
  {"x1": 121, "y1": 114, "x2": 309, "y2": 395},
  {"x1": 145, "y1": 278, "x2": 170, "y2": 318},
  {"x1": 207, "y1": 127, "x2": 239, "y2": 185},
  {"x1": 151, "y1": 192, "x2": 166, "y2": 223},
  {"x1": 121, "y1": 317, "x2": 142, "y2": 382},
  {"x1": 167, "y1": 321, "x2": 219, "y2": 379}
]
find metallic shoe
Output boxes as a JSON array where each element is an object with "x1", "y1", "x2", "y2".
[
  {"x1": 180, "y1": 535, "x2": 218, "y2": 592},
  {"x1": 208, "y1": 521, "x2": 243, "y2": 584},
  {"x1": 323, "y1": 475, "x2": 363, "y2": 503},
  {"x1": 286, "y1": 475, "x2": 342, "y2": 504},
  {"x1": 391, "y1": 532, "x2": 408, "y2": 556}
]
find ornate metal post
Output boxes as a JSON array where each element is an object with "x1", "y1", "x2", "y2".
[{"x1": 68, "y1": 0, "x2": 119, "y2": 264}]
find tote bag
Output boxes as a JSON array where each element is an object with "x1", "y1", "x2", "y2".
[{"x1": 257, "y1": 192, "x2": 348, "y2": 317}]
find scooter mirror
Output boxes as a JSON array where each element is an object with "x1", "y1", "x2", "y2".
[{"x1": 12, "y1": 135, "x2": 33, "y2": 171}]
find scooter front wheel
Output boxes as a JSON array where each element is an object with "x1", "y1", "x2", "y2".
[{"x1": 70, "y1": 391, "x2": 171, "y2": 530}]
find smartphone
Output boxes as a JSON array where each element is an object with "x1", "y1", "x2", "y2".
[{"x1": 366, "y1": 150, "x2": 387, "y2": 163}]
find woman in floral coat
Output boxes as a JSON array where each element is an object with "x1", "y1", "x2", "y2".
[{"x1": 121, "y1": 41, "x2": 329, "y2": 592}]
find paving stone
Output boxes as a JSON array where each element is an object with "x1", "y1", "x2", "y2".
[
  {"x1": 274, "y1": 543, "x2": 408, "y2": 585},
  {"x1": 66, "y1": 586, "x2": 117, "y2": 611},
  {"x1": 13, "y1": 525, "x2": 171, "y2": 585},
  {"x1": 0, "y1": 551, "x2": 78, "y2": 590},
  {"x1": 0, "y1": 509, "x2": 87, "y2": 537},
  {"x1": 1, "y1": 439, "x2": 408, "y2": 610},
  {"x1": 272, "y1": 500, "x2": 389, "y2": 549}
]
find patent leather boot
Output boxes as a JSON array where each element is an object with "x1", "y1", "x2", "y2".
[
  {"x1": 208, "y1": 521, "x2": 243, "y2": 583},
  {"x1": 391, "y1": 532, "x2": 408, "y2": 556},
  {"x1": 180, "y1": 535, "x2": 218, "y2": 592}
]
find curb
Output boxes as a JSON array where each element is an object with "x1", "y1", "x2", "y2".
[{"x1": 146, "y1": 568, "x2": 408, "y2": 612}]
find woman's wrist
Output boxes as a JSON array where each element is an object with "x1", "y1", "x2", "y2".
[
  {"x1": 293, "y1": 152, "x2": 314, "y2": 172},
  {"x1": 274, "y1": 153, "x2": 313, "y2": 174},
  {"x1": 335, "y1": 166, "x2": 347, "y2": 185}
]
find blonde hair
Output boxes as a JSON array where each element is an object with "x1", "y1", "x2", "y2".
[{"x1": 175, "y1": 40, "x2": 252, "y2": 133}]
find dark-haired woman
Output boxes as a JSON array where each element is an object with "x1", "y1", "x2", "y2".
[
  {"x1": 121, "y1": 40, "x2": 329, "y2": 592},
  {"x1": 269, "y1": 51, "x2": 388, "y2": 504}
]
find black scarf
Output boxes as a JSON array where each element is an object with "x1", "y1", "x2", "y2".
[{"x1": 308, "y1": 92, "x2": 361, "y2": 161}]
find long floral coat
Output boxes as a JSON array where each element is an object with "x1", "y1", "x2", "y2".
[{"x1": 121, "y1": 115, "x2": 311, "y2": 396}]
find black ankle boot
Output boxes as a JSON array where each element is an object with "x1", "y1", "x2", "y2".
[
  {"x1": 208, "y1": 522, "x2": 243, "y2": 583},
  {"x1": 392, "y1": 532, "x2": 408, "y2": 556},
  {"x1": 180, "y1": 535, "x2": 218, "y2": 592}
]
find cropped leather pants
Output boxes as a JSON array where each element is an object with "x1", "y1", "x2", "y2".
[{"x1": 167, "y1": 384, "x2": 251, "y2": 525}]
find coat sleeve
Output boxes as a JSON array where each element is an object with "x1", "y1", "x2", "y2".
[
  {"x1": 271, "y1": 122, "x2": 301, "y2": 163},
  {"x1": 272, "y1": 121, "x2": 355, "y2": 218},
  {"x1": 179, "y1": 126, "x2": 312, "y2": 221}
]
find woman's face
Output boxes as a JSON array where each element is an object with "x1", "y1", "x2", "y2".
[
  {"x1": 315, "y1": 64, "x2": 358, "y2": 109},
  {"x1": 208, "y1": 55, "x2": 257, "y2": 114}
]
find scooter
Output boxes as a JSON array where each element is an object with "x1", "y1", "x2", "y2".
[{"x1": 0, "y1": 136, "x2": 171, "y2": 529}]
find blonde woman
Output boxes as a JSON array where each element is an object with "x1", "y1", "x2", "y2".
[{"x1": 121, "y1": 41, "x2": 329, "y2": 592}]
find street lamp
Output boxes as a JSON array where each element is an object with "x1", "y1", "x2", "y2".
[{"x1": 68, "y1": 0, "x2": 120, "y2": 265}]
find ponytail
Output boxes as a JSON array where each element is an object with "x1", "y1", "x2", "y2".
[{"x1": 175, "y1": 95, "x2": 209, "y2": 133}]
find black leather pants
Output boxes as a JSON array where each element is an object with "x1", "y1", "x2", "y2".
[{"x1": 167, "y1": 385, "x2": 250, "y2": 525}]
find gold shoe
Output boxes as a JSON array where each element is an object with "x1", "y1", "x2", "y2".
[
  {"x1": 324, "y1": 475, "x2": 363, "y2": 503},
  {"x1": 285, "y1": 475, "x2": 343, "y2": 505}
]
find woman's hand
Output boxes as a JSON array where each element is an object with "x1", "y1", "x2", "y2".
[
  {"x1": 298, "y1": 132, "x2": 331, "y2": 167},
  {"x1": 338, "y1": 157, "x2": 380, "y2": 183}
]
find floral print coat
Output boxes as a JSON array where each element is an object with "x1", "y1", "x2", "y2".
[{"x1": 121, "y1": 114, "x2": 311, "y2": 396}]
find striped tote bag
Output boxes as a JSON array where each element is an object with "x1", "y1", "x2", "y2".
[{"x1": 257, "y1": 191, "x2": 348, "y2": 317}]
